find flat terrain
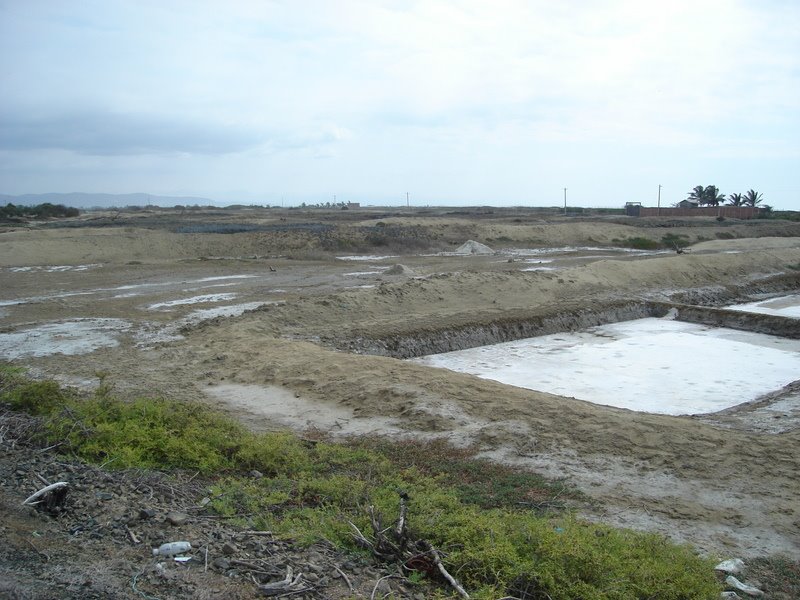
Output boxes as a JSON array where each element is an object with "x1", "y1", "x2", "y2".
[{"x1": 2, "y1": 207, "x2": 800, "y2": 562}]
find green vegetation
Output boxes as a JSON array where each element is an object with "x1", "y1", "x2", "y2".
[
  {"x1": 1, "y1": 366, "x2": 721, "y2": 598},
  {"x1": 612, "y1": 236, "x2": 660, "y2": 250},
  {"x1": 0, "y1": 202, "x2": 80, "y2": 219},
  {"x1": 660, "y1": 233, "x2": 690, "y2": 249},
  {"x1": 686, "y1": 185, "x2": 725, "y2": 207}
]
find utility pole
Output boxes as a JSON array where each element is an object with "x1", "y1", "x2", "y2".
[
  {"x1": 406, "y1": 192, "x2": 409, "y2": 208},
  {"x1": 563, "y1": 188, "x2": 567, "y2": 214},
  {"x1": 657, "y1": 184, "x2": 662, "y2": 216}
]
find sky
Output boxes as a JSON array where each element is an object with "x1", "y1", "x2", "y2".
[{"x1": 1, "y1": 0, "x2": 798, "y2": 209}]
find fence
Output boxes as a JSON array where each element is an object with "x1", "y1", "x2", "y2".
[{"x1": 633, "y1": 206, "x2": 761, "y2": 219}]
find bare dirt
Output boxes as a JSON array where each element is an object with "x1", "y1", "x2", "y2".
[{"x1": 2, "y1": 207, "x2": 800, "y2": 596}]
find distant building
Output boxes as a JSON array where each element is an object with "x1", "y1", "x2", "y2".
[
  {"x1": 676, "y1": 199, "x2": 700, "y2": 208},
  {"x1": 624, "y1": 202, "x2": 641, "y2": 216},
  {"x1": 343, "y1": 202, "x2": 360, "y2": 209}
]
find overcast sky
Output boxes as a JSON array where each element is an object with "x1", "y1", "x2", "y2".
[{"x1": 1, "y1": 0, "x2": 798, "y2": 208}]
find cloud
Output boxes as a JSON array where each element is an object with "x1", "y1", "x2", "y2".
[{"x1": 0, "y1": 110, "x2": 266, "y2": 155}]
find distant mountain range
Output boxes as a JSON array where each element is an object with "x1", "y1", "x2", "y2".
[{"x1": 0, "y1": 192, "x2": 217, "y2": 209}]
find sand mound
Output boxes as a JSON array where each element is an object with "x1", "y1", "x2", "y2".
[
  {"x1": 455, "y1": 240, "x2": 494, "y2": 255},
  {"x1": 384, "y1": 263, "x2": 416, "y2": 276}
]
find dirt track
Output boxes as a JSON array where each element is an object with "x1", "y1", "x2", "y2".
[{"x1": 2, "y1": 208, "x2": 799, "y2": 559}]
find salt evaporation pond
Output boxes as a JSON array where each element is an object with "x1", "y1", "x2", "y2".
[
  {"x1": 413, "y1": 318, "x2": 800, "y2": 415},
  {"x1": 725, "y1": 294, "x2": 800, "y2": 319}
]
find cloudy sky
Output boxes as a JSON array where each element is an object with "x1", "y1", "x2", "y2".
[{"x1": 1, "y1": 0, "x2": 798, "y2": 208}]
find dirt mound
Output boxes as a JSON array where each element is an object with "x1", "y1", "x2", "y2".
[
  {"x1": 454, "y1": 240, "x2": 494, "y2": 254},
  {"x1": 383, "y1": 263, "x2": 416, "y2": 276}
]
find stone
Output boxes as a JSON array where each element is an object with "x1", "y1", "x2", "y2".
[
  {"x1": 212, "y1": 557, "x2": 230, "y2": 571},
  {"x1": 139, "y1": 508, "x2": 157, "y2": 520},
  {"x1": 95, "y1": 491, "x2": 114, "y2": 501},
  {"x1": 165, "y1": 511, "x2": 189, "y2": 526},
  {"x1": 221, "y1": 541, "x2": 238, "y2": 555},
  {"x1": 725, "y1": 576, "x2": 764, "y2": 598},
  {"x1": 715, "y1": 558, "x2": 745, "y2": 575}
]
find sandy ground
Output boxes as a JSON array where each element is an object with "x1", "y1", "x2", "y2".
[{"x1": 1, "y1": 209, "x2": 799, "y2": 560}]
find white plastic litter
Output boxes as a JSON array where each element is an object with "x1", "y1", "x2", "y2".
[{"x1": 152, "y1": 541, "x2": 192, "y2": 557}]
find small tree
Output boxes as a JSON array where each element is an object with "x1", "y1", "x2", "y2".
[
  {"x1": 743, "y1": 189, "x2": 764, "y2": 207},
  {"x1": 687, "y1": 186, "x2": 705, "y2": 204},
  {"x1": 727, "y1": 193, "x2": 744, "y2": 206},
  {"x1": 702, "y1": 185, "x2": 725, "y2": 207}
]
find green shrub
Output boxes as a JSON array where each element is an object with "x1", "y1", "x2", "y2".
[
  {"x1": 616, "y1": 236, "x2": 659, "y2": 250},
  {"x1": 661, "y1": 233, "x2": 690, "y2": 249},
  {"x1": 1, "y1": 380, "x2": 68, "y2": 415},
  {"x1": 235, "y1": 431, "x2": 312, "y2": 475},
  {"x1": 47, "y1": 396, "x2": 244, "y2": 472}
]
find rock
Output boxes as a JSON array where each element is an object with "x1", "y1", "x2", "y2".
[
  {"x1": 249, "y1": 470, "x2": 264, "y2": 479},
  {"x1": 165, "y1": 511, "x2": 189, "y2": 526},
  {"x1": 221, "y1": 541, "x2": 238, "y2": 555},
  {"x1": 304, "y1": 572, "x2": 319, "y2": 583},
  {"x1": 212, "y1": 557, "x2": 230, "y2": 571},
  {"x1": 725, "y1": 576, "x2": 764, "y2": 597},
  {"x1": 95, "y1": 491, "x2": 114, "y2": 501},
  {"x1": 454, "y1": 240, "x2": 494, "y2": 255},
  {"x1": 139, "y1": 508, "x2": 156, "y2": 520},
  {"x1": 715, "y1": 558, "x2": 745, "y2": 575},
  {"x1": 384, "y1": 264, "x2": 416, "y2": 276}
]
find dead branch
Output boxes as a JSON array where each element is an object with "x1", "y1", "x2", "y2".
[
  {"x1": 22, "y1": 481, "x2": 68, "y2": 506},
  {"x1": 257, "y1": 566, "x2": 311, "y2": 597},
  {"x1": 125, "y1": 524, "x2": 141, "y2": 545},
  {"x1": 332, "y1": 564, "x2": 353, "y2": 591},
  {"x1": 354, "y1": 492, "x2": 471, "y2": 599},
  {"x1": 348, "y1": 520, "x2": 373, "y2": 550},
  {"x1": 370, "y1": 574, "x2": 401, "y2": 600},
  {"x1": 419, "y1": 540, "x2": 470, "y2": 599}
]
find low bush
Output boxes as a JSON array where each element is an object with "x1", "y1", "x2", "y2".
[
  {"x1": 613, "y1": 236, "x2": 660, "y2": 250},
  {"x1": 661, "y1": 233, "x2": 690, "y2": 249}
]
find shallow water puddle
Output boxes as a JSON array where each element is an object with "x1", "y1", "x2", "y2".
[
  {"x1": 6, "y1": 264, "x2": 101, "y2": 273},
  {"x1": 412, "y1": 318, "x2": 800, "y2": 415},
  {"x1": 0, "y1": 318, "x2": 131, "y2": 359},
  {"x1": 147, "y1": 293, "x2": 238, "y2": 310},
  {"x1": 725, "y1": 294, "x2": 800, "y2": 319}
]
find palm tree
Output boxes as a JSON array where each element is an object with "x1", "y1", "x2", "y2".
[
  {"x1": 687, "y1": 185, "x2": 705, "y2": 204},
  {"x1": 743, "y1": 189, "x2": 764, "y2": 207},
  {"x1": 703, "y1": 185, "x2": 725, "y2": 207},
  {"x1": 727, "y1": 192, "x2": 744, "y2": 206}
]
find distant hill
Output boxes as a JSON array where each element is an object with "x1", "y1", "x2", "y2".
[{"x1": 0, "y1": 192, "x2": 217, "y2": 209}]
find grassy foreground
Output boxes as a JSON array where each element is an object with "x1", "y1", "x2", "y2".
[{"x1": 0, "y1": 365, "x2": 721, "y2": 599}]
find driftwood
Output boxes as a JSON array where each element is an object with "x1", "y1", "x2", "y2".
[
  {"x1": 257, "y1": 566, "x2": 313, "y2": 597},
  {"x1": 349, "y1": 492, "x2": 470, "y2": 599},
  {"x1": 22, "y1": 481, "x2": 69, "y2": 513}
]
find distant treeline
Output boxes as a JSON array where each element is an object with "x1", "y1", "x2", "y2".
[{"x1": 1, "y1": 202, "x2": 80, "y2": 219}]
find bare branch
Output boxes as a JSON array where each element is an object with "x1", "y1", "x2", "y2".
[{"x1": 22, "y1": 481, "x2": 68, "y2": 506}]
